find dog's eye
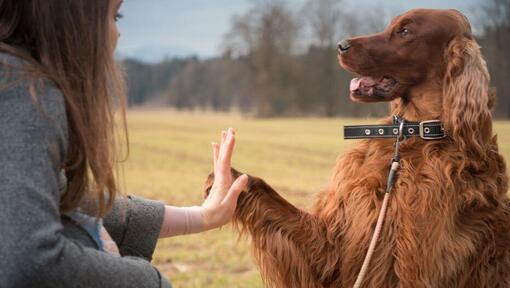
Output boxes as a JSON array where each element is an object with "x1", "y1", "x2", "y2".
[{"x1": 397, "y1": 27, "x2": 410, "y2": 36}]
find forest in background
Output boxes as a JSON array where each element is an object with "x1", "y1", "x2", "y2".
[{"x1": 121, "y1": 0, "x2": 510, "y2": 118}]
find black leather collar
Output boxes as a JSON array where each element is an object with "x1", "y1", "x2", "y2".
[{"x1": 344, "y1": 117, "x2": 445, "y2": 140}]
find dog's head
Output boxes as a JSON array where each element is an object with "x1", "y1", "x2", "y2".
[
  {"x1": 338, "y1": 8, "x2": 473, "y2": 103},
  {"x1": 338, "y1": 9, "x2": 493, "y2": 157}
]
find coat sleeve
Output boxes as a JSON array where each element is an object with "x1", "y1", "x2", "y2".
[
  {"x1": 103, "y1": 195, "x2": 166, "y2": 261},
  {"x1": 0, "y1": 78, "x2": 171, "y2": 288}
]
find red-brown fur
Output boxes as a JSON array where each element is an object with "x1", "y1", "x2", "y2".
[{"x1": 206, "y1": 9, "x2": 510, "y2": 287}]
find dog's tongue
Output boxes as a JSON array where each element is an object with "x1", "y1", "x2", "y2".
[{"x1": 350, "y1": 77, "x2": 377, "y2": 92}]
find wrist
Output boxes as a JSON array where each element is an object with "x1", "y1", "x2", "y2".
[
  {"x1": 160, "y1": 205, "x2": 204, "y2": 237},
  {"x1": 201, "y1": 206, "x2": 217, "y2": 231}
]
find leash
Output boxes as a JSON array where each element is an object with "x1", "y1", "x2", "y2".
[{"x1": 345, "y1": 116, "x2": 445, "y2": 288}]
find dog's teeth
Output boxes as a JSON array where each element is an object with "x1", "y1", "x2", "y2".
[{"x1": 350, "y1": 78, "x2": 362, "y2": 92}]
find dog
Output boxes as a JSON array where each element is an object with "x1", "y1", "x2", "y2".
[{"x1": 205, "y1": 9, "x2": 510, "y2": 287}]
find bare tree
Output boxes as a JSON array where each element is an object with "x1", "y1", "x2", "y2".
[
  {"x1": 478, "y1": 0, "x2": 510, "y2": 118},
  {"x1": 222, "y1": 0, "x2": 301, "y2": 116},
  {"x1": 303, "y1": 0, "x2": 345, "y2": 46},
  {"x1": 222, "y1": 13, "x2": 256, "y2": 59}
]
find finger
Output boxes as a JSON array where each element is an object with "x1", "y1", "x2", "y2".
[
  {"x1": 216, "y1": 129, "x2": 229, "y2": 178},
  {"x1": 219, "y1": 128, "x2": 236, "y2": 172},
  {"x1": 212, "y1": 133, "x2": 237, "y2": 201},
  {"x1": 223, "y1": 130, "x2": 236, "y2": 171},
  {"x1": 220, "y1": 128, "x2": 233, "y2": 148},
  {"x1": 207, "y1": 142, "x2": 220, "y2": 201},
  {"x1": 220, "y1": 130, "x2": 227, "y2": 146},
  {"x1": 212, "y1": 142, "x2": 219, "y2": 171},
  {"x1": 216, "y1": 129, "x2": 236, "y2": 184},
  {"x1": 221, "y1": 174, "x2": 248, "y2": 207}
]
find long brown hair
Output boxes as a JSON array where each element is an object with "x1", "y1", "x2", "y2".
[
  {"x1": 442, "y1": 36, "x2": 492, "y2": 163},
  {"x1": 0, "y1": 0, "x2": 127, "y2": 217}
]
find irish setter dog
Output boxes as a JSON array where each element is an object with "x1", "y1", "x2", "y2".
[{"x1": 206, "y1": 9, "x2": 510, "y2": 287}]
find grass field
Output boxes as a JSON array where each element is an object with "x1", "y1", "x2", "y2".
[{"x1": 122, "y1": 110, "x2": 510, "y2": 288}]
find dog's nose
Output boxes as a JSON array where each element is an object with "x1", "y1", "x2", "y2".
[{"x1": 337, "y1": 39, "x2": 351, "y2": 54}]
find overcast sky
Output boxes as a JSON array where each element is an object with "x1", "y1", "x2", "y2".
[{"x1": 116, "y1": 0, "x2": 483, "y2": 62}]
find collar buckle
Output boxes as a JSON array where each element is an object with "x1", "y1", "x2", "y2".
[{"x1": 419, "y1": 120, "x2": 445, "y2": 140}]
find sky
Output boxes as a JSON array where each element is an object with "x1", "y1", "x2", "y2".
[{"x1": 116, "y1": 0, "x2": 483, "y2": 62}]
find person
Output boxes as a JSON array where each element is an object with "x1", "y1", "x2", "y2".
[{"x1": 0, "y1": 0, "x2": 248, "y2": 287}]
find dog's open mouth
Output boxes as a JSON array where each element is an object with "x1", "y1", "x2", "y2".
[{"x1": 349, "y1": 76, "x2": 399, "y2": 102}]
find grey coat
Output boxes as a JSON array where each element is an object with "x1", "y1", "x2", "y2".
[{"x1": 0, "y1": 53, "x2": 171, "y2": 288}]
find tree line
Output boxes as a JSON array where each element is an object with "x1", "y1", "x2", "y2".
[{"x1": 122, "y1": 0, "x2": 510, "y2": 118}]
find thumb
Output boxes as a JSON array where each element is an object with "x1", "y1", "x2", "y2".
[{"x1": 222, "y1": 174, "x2": 248, "y2": 207}]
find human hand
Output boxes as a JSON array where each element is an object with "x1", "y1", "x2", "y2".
[{"x1": 201, "y1": 128, "x2": 248, "y2": 231}]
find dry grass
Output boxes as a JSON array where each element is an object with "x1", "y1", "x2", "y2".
[{"x1": 122, "y1": 110, "x2": 510, "y2": 288}]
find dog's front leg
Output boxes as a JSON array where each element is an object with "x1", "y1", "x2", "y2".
[{"x1": 205, "y1": 170, "x2": 331, "y2": 288}]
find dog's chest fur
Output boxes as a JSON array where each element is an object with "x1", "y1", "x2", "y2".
[{"x1": 324, "y1": 139, "x2": 510, "y2": 287}]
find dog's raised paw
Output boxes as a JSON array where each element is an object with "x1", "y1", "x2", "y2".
[{"x1": 203, "y1": 168, "x2": 246, "y2": 199}]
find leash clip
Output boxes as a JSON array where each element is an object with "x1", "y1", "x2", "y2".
[
  {"x1": 392, "y1": 115, "x2": 406, "y2": 141},
  {"x1": 389, "y1": 116, "x2": 405, "y2": 163},
  {"x1": 397, "y1": 118, "x2": 405, "y2": 142}
]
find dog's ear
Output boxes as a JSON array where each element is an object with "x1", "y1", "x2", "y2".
[{"x1": 442, "y1": 36, "x2": 493, "y2": 160}]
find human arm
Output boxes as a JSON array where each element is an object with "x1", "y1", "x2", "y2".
[{"x1": 103, "y1": 195, "x2": 165, "y2": 260}]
